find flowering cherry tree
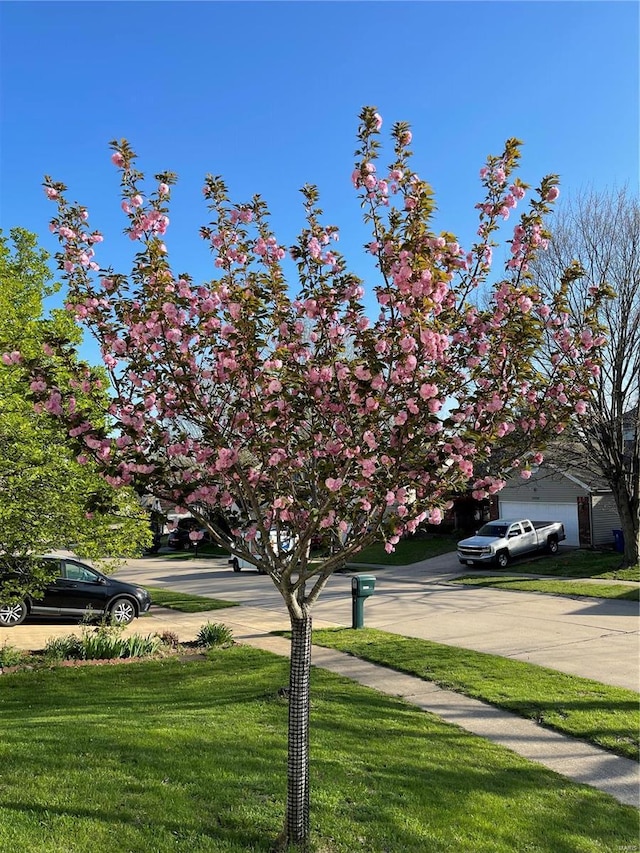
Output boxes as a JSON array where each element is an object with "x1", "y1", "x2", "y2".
[{"x1": 35, "y1": 107, "x2": 606, "y2": 849}]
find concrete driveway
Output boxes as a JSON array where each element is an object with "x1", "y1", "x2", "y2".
[{"x1": 4, "y1": 551, "x2": 639, "y2": 691}]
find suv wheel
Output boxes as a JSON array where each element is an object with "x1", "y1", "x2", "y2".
[
  {"x1": 0, "y1": 601, "x2": 28, "y2": 627},
  {"x1": 109, "y1": 598, "x2": 136, "y2": 625}
]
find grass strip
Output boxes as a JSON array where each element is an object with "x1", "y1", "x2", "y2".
[
  {"x1": 497, "y1": 549, "x2": 640, "y2": 582},
  {"x1": 311, "y1": 627, "x2": 640, "y2": 761},
  {"x1": 450, "y1": 574, "x2": 640, "y2": 600},
  {"x1": 146, "y1": 586, "x2": 239, "y2": 612},
  {"x1": 348, "y1": 535, "x2": 458, "y2": 565},
  {"x1": 0, "y1": 651, "x2": 637, "y2": 853}
]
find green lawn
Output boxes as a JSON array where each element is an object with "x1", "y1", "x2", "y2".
[
  {"x1": 0, "y1": 649, "x2": 637, "y2": 853},
  {"x1": 311, "y1": 628, "x2": 640, "y2": 761},
  {"x1": 348, "y1": 534, "x2": 458, "y2": 565},
  {"x1": 451, "y1": 574, "x2": 640, "y2": 601},
  {"x1": 147, "y1": 586, "x2": 239, "y2": 612},
  {"x1": 495, "y1": 549, "x2": 640, "y2": 582}
]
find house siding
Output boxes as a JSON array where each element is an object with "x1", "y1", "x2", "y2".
[
  {"x1": 500, "y1": 468, "x2": 585, "y2": 502},
  {"x1": 591, "y1": 494, "x2": 622, "y2": 546}
]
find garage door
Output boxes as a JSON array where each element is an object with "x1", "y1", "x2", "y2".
[{"x1": 498, "y1": 501, "x2": 579, "y2": 546}]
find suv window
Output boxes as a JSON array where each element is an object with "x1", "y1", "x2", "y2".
[{"x1": 63, "y1": 561, "x2": 100, "y2": 583}]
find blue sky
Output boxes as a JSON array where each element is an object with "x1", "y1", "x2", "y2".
[{"x1": 1, "y1": 1, "x2": 638, "y2": 361}]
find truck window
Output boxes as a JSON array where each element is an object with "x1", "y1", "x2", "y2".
[
  {"x1": 508, "y1": 523, "x2": 522, "y2": 537},
  {"x1": 477, "y1": 524, "x2": 508, "y2": 537},
  {"x1": 522, "y1": 521, "x2": 533, "y2": 533}
]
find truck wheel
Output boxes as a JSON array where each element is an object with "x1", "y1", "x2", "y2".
[
  {"x1": 231, "y1": 558, "x2": 240, "y2": 573},
  {"x1": 496, "y1": 550, "x2": 509, "y2": 569},
  {"x1": 547, "y1": 537, "x2": 559, "y2": 554}
]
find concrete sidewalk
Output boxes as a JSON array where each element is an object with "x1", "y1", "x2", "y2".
[
  {"x1": 206, "y1": 608, "x2": 640, "y2": 809},
  {"x1": 6, "y1": 603, "x2": 636, "y2": 808}
]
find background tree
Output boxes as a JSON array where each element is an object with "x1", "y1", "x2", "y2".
[
  {"x1": 0, "y1": 228, "x2": 151, "y2": 596},
  {"x1": 36, "y1": 109, "x2": 606, "y2": 850},
  {"x1": 531, "y1": 188, "x2": 639, "y2": 566}
]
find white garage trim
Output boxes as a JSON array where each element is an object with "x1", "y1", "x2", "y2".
[{"x1": 498, "y1": 500, "x2": 580, "y2": 546}]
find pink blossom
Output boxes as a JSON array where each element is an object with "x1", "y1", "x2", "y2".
[
  {"x1": 158, "y1": 183, "x2": 170, "y2": 196},
  {"x1": 373, "y1": 112, "x2": 383, "y2": 130},
  {"x1": 575, "y1": 400, "x2": 588, "y2": 415},
  {"x1": 44, "y1": 391, "x2": 63, "y2": 416},
  {"x1": 419, "y1": 383, "x2": 438, "y2": 400},
  {"x1": 111, "y1": 152, "x2": 125, "y2": 167},
  {"x1": 325, "y1": 477, "x2": 343, "y2": 492},
  {"x1": 520, "y1": 469, "x2": 532, "y2": 480},
  {"x1": 308, "y1": 237, "x2": 322, "y2": 259},
  {"x1": 545, "y1": 186, "x2": 560, "y2": 202},
  {"x1": 45, "y1": 187, "x2": 58, "y2": 199}
]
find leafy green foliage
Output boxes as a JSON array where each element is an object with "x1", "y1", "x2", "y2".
[
  {"x1": 42, "y1": 634, "x2": 84, "y2": 661},
  {"x1": 0, "y1": 642, "x2": 28, "y2": 667},
  {"x1": 43, "y1": 622, "x2": 162, "y2": 661},
  {"x1": 0, "y1": 228, "x2": 151, "y2": 596},
  {"x1": 196, "y1": 621, "x2": 234, "y2": 648}
]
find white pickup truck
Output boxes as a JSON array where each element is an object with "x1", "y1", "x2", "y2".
[{"x1": 457, "y1": 519, "x2": 566, "y2": 568}]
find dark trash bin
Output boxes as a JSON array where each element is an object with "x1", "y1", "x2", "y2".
[{"x1": 612, "y1": 529, "x2": 624, "y2": 553}]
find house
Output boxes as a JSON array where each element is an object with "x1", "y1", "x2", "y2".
[{"x1": 490, "y1": 463, "x2": 621, "y2": 548}]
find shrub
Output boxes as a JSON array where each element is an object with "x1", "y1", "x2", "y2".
[
  {"x1": 121, "y1": 633, "x2": 162, "y2": 658},
  {"x1": 0, "y1": 643, "x2": 28, "y2": 668},
  {"x1": 43, "y1": 625, "x2": 162, "y2": 661},
  {"x1": 43, "y1": 635, "x2": 84, "y2": 661},
  {"x1": 157, "y1": 630, "x2": 180, "y2": 649},
  {"x1": 196, "y1": 622, "x2": 234, "y2": 648},
  {"x1": 81, "y1": 624, "x2": 162, "y2": 659}
]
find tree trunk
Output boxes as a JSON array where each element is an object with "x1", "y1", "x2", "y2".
[
  {"x1": 280, "y1": 608, "x2": 313, "y2": 851},
  {"x1": 611, "y1": 479, "x2": 639, "y2": 567}
]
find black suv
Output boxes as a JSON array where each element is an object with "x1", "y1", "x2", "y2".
[{"x1": 0, "y1": 555, "x2": 151, "y2": 627}]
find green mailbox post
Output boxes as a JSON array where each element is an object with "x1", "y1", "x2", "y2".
[{"x1": 351, "y1": 574, "x2": 376, "y2": 629}]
